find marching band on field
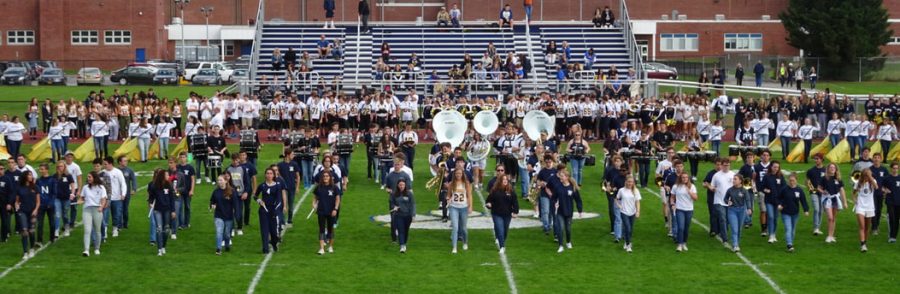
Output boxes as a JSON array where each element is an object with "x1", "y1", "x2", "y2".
[{"x1": 1, "y1": 88, "x2": 899, "y2": 259}]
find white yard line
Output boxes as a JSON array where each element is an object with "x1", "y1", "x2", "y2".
[
  {"x1": 643, "y1": 188, "x2": 786, "y2": 294},
  {"x1": 474, "y1": 190, "x2": 519, "y2": 294},
  {"x1": 0, "y1": 185, "x2": 149, "y2": 280},
  {"x1": 247, "y1": 186, "x2": 314, "y2": 294}
]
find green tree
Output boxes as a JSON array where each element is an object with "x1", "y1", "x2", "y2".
[{"x1": 780, "y1": 0, "x2": 892, "y2": 80}]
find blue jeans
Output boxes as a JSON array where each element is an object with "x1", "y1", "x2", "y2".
[
  {"x1": 149, "y1": 212, "x2": 157, "y2": 243},
  {"x1": 569, "y1": 158, "x2": 585, "y2": 185},
  {"x1": 609, "y1": 196, "x2": 623, "y2": 239},
  {"x1": 830, "y1": 134, "x2": 840, "y2": 148},
  {"x1": 449, "y1": 206, "x2": 468, "y2": 248},
  {"x1": 123, "y1": 194, "x2": 132, "y2": 228},
  {"x1": 153, "y1": 210, "x2": 172, "y2": 249},
  {"x1": 51, "y1": 139, "x2": 65, "y2": 162},
  {"x1": 301, "y1": 159, "x2": 314, "y2": 188},
  {"x1": 138, "y1": 137, "x2": 150, "y2": 161},
  {"x1": 53, "y1": 199, "x2": 69, "y2": 231},
  {"x1": 554, "y1": 214, "x2": 573, "y2": 246},
  {"x1": 780, "y1": 136, "x2": 791, "y2": 159},
  {"x1": 782, "y1": 213, "x2": 799, "y2": 246},
  {"x1": 395, "y1": 214, "x2": 412, "y2": 246},
  {"x1": 339, "y1": 154, "x2": 350, "y2": 175},
  {"x1": 675, "y1": 209, "x2": 693, "y2": 244},
  {"x1": 756, "y1": 133, "x2": 769, "y2": 146},
  {"x1": 539, "y1": 196, "x2": 554, "y2": 233},
  {"x1": 174, "y1": 197, "x2": 184, "y2": 229},
  {"x1": 712, "y1": 140, "x2": 721, "y2": 157},
  {"x1": 766, "y1": 203, "x2": 779, "y2": 236},
  {"x1": 524, "y1": 5, "x2": 533, "y2": 21},
  {"x1": 620, "y1": 213, "x2": 636, "y2": 244},
  {"x1": 726, "y1": 206, "x2": 747, "y2": 247},
  {"x1": 518, "y1": 167, "x2": 530, "y2": 197},
  {"x1": 755, "y1": 75, "x2": 762, "y2": 87},
  {"x1": 849, "y1": 136, "x2": 863, "y2": 159},
  {"x1": 93, "y1": 135, "x2": 108, "y2": 159},
  {"x1": 715, "y1": 204, "x2": 728, "y2": 241},
  {"x1": 214, "y1": 218, "x2": 233, "y2": 250},
  {"x1": 181, "y1": 196, "x2": 192, "y2": 228},
  {"x1": 286, "y1": 187, "x2": 297, "y2": 223},
  {"x1": 492, "y1": 214, "x2": 512, "y2": 248},
  {"x1": 811, "y1": 193, "x2": 823, "y2": 230},
  {"x1": 111, "y1": 200, "x2": 124, "y2": 229},
  {"x1": 158, "y1": 137, "x2": 169, "y2": 159}
]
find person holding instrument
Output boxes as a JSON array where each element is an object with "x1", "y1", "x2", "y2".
[
  {"x1": 255, "y1": 168, "x2": 287, "y2": 254},
  {"x1": 314, "y1": 172, "x2": 342, "y2": 255}
]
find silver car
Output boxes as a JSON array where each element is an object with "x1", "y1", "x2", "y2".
[
  {"x1": 191, "y1": 69, "x2": 222, "y2": 85},
  {"x1": 38, "y1": 68, "x2": 66, "y2": 85},
  {"x1": 76, "y1": 67, "x2": 103, "y2": 85}
]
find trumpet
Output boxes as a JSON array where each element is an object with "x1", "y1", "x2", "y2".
[
  {"x1": 742, "y1": 180, "x2": 753, "y2": 190},
  {"x1": 655, "y1": 175, "x2": 664, "y2": 187},
  {"x1": 850, "y1": 170, "x2": 862, "y2": 185},
  {"x1": 526, "y1": 181, "x2": 540, "y2": 206}
]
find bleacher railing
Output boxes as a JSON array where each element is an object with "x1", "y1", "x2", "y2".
[
  {"x1": 248, "y1": 0, "x2": 265, "y2": 82},
  {"x1": 620, "y1": 0, "x2": 644, "y2": 80}
]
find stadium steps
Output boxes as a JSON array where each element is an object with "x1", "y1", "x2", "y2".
[
  {"x1": 255, "y1": 23, "x2": 346, "y2": 82},
  {"x1": 342, "y1": 33, "x2": 374, "y2": 91}
]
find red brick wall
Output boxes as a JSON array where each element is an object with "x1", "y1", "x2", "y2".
[
  {"x1": 882, "y1": 23, "x2": 900, "y2": 56},
  {"x1": 654, "y1": 22, "x2": 798, "y2": 58},
  {"x1": 627, "y1": 0, "x2": 789, "y2": 20}
]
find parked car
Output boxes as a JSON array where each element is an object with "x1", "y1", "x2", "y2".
[
  {"x1": 38, "y1": 68, "x2": 66, "y2": 85},
  {"x1": 184, "y1": 61, "x2": 234, "y2": 81},
  {"x1": 153, "y1": 69, "x2": 179, "y2": 85},
  {"x1": 229, "y1": 68, "x2": 249, "y2": 84},
  {"x1": 110, "y1": 66, "x2": 156, "y2": 85},
  {"x1": 643, "y1": 62, "x2": 678, "y2": 80},
  {"x1": 76, "y1": 67, "x2": 103, "y2": 85},
  {"x1": 2, "y1": 67, "x2": 31, "y2": 85},
  {"x1": 192, "y1": 69, "x2": 223, "y2": 85},
  {"x1": 146, "y1": 61, "x2": 183, "y2": 77}
]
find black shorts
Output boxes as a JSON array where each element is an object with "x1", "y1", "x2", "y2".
[
  {"x1": 268, "y1": 119, "x2": 280, "y2": 130},
  {"x1": 325, "y1": 10, "x2": 335, "y2": 18}
]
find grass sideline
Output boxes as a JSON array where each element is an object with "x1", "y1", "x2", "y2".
[{"x1": 0, "y1": 140, "x2": 897, "y2": 293}]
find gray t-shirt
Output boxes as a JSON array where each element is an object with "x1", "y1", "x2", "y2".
[{"x1": 226, "y1": 165, "x2": 246, "y2": 194}]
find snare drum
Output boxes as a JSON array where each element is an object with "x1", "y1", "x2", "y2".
[
  {"x1": 702, "y1": 151, "x2": 718, "y2": 161},
  {"x1": 676, "y1": 151, "x2": 688, "y2": 161},
  {"x1": 728, "y1": 146, "x2": 740, "y2": 157},
  {"x1": 207, "y1": 155, "x2": 223, "y2": 168},
  {"x1": 686, "y1": 151, "x2": 701, "y2": 161}
]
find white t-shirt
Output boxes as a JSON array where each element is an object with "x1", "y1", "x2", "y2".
[
  {"x1": 66, "y1": 162, "x2": 82, "y2": 185},
  {"x1": 616, "y1": 187, "x2": 641, "y2": 216},
  {"x1": 827, "y1": 119, "x2": 844, "y2": 135},
  {"x1": 673, "y1": 184, "x2": 697, "y2": 211},
  {"x1": 854, "y1": 182, "x2": 875, "y2": 212},
  {"x1": 81, "y1": 184, "x2": 108, "y2": 208},
  {"x1": 711, "y1": 170, "x2": 735, "y2": 206}
]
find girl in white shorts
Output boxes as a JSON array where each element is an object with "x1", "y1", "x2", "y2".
[{"x1": 853, "y1": 169, "x2": 878, "y2": 252}]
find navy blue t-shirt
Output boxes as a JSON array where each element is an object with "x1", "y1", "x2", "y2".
[
  {"x1": 818, "y1": 176, "x2": 843, "y2": 196},
  {"x1": 277, "y1": 161, "x2": 301, "y2": 190},
  {"x1": 315, "y1": 184, "x2": 341, "y2": 216},
  {"x1": 55, "y1": 174, "x2": 75, "y2": 201},
  {"x1": 806, "y1": 166, "x2": 825, "y2": 193},
  {"x1": 537, "y1": 168, "x2": 559, "y2": 198},
  {"x1": 256, "y1": 182, "x2": 286, "y2": 211},
  {"x1": 210, "y1": 188, "x2": 240, "y2": 220},
  {"x1": 16, "y1": 186, "x2": 38, "y2": 213}
]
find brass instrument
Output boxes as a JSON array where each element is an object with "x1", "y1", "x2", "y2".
[
  {"x1": 426, "y1": 159, "x2": 448, "y2": 191},
  {"x1": 655, "y1": 175, "x2": 664, "y2": 187},
  {"x1": 850, "y1": 170, "x2": 862, "y2": 185},
  {"x1": 742, "y1": 180, "x2": 753, "y2": 190}
]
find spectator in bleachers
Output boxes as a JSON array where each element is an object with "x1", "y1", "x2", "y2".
[
  {"x1": 523, "y1": 0, "x2": 533, "y2": 23},
  {"x1": 272, "y1": 48, "x2": 283, "y2": 72},
  {"x1": 486, "y1": 42, "x2": 497, "y2": 58},
  {"x1": 300, "y1": 52, "x2": 314, "y2": 70},
  {"x1": 474, "y1": 63, "x2": 488, "y2": 81},
  {"x1": 391, "y1": 64, "x2": 406, "y2": 91},
  {"x1": 358, "y1": 0, "x2": 371, "y2": 33},
  {"x1": 519, "y1": 54, "x2": 532, "y2": 79},
  {"x1": 607, "y1": 65, "x2": 618, "y2": 80},
  {"x1": 546, "y1": 41, "x2": 558, "y2": 65},
  {"x1": 450, "y1": 4, "x2": 462, "y2": 28},
  {"x1": 515, "y1": 63, "x2": 525, "y2": 80},
  {"x1": 408, "y1": 53, "x2": 423, "y2": 71},
  {"x1": 481, "y1": 52, "x2": 493, "y2": 69},
  {"x1": 584, "y1": 48, "x2": 595, "y2": 71},
  {"x1": 284, "y1": 48, "x2": 297, "y2": 68},
  {"x1": 317, "y1": 35, "x2": 332, "y2": 60},
  {"x1": 324, "y1": 0, "x2": 336, "y2": 29},
  {"x1": 381, "y1": 42, "x2": 391, "y2": 62},
  {"x1": 374, "y1": 58, "x2": 389, "y2": 81},
  {"x1": 499, "y1": 4, "x2": 514, "y2": 30},
  {"x1": 556, "y1": 65, "x2": 568, "y2": 93},
  {"x1": 448, "y1": 64, "x2": 464, "y2": 83},
  {"x1": 332, "y1": 39, "x2": 344, "y2": 60},
  {"x1": 461, "y1": 54, "x2": 474, "y2": 78},
  {"x1": 437, "y1": 7, "x2": 451, "y2": 27},
  {"x1": 561, "y1": 41, "x2": 572, "y2": 64},
  {"x1": 594, "y1": 6, "x2": 615, "y2": 28}
]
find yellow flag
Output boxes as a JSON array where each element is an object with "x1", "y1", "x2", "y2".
[
  {"x1": 114, "y1": 138, "x2": 139, "y2": 158},
  {"x1": 825, "y1": 138, "x2": 851, "y2": 164},
  {"x1": 888, "y1": 142, "x2": 900, "y2": 162},
  {"x1": 26, "y1": 138, "x2": 52, "y2": 161},
  {"x1": 74, "y1": 138, "x2": 96, "y2": 162},
  {"x1": 170, "y1": 138, "x2": 188, "y2": 158},
  {"x1": 870, "y1": 141, "x2": 883, "y2": 158},
  {"x1": 0, "y1": 146, "x2": 9, "y2": 161},
  {"x1": 809, "y1": 139, "x2": 831, "y2": 158},
  {"x1": 148, "y1": 139, "x2": 160, "y2": 160},
  {"x1": 786, "y1": 140, "x2": 806, "y2": 163},
  {"x1": 768, "y1": 137, "x2": 782, "y2": 153}
]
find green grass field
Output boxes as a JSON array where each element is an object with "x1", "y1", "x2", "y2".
[{"x1": 0, "y1": 139, "x2": 897, "y2": 293}]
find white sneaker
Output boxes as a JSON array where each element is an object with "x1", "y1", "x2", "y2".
[
  {"x1": 626, "y1": 244, "x2": 633, "y2": 253},
  {"x1": 451, "y1": 248, "x2": 457, "y2": 254},
  {"x1": 733, "y1": 246, "x2": 741, "y2": 253},
  {"x1": 195, "y1": 179, "x2": 201, "y2": 184},
  {"x1": 162, "y1": 248, "x2": 166, "y2": 255},
  {"x1": 499, "y1": 247, "x2": 505, "y2": 254},
  {"x1": 462, "y1": 243, "x2": 468, "y2": 251},
  {"x1": 327, "y1": 246, "x2": 334, "y2": 253},
  {"x1": 28, "y1": 249, "x2": 35, "y2": 258},
  {"x1": 683, "y1": 244, "x2": 689, "y2": 251},
  {"x1": 676, "y1": 244, "x2": 683, "y2": 252},
  {"x1": 64, "y1": 230, "x2": 71, "y2": 237},
  {"x1": 113, "y1": 228, "x2": 119, "y2": 237},
  {"x1": 231, "y1": 230, "x2": 235, "y2": 237},
  {"x1": 861, "y1": 244, "x2": 868, "y2": 252},
  {"x1": 23, "y1": 253, "x2": 29, "y2": 260},
  {"x1": 317, "y1": 248, "x2": 325, "y2": 255},
  {"x1": 323, "y1": 25, "x2": 329, "y2": 29},
  {"x1": 768, "y1": 236, "x2": 776, "y2": 243},
  {"x1": 94, "y1": 249, "x2": 100, "y2": 255},
  {"x1": 82, "y1": 250, "x2": 89, "y2": 257},
  {"x1": 557, "y1": 246, "x2": 564, "y2": 253},
  {"x1": 813, "y1": 229, "x2": 823, "y2": 236},
  {"x1": 238, "y1": 229, "x2": 244, "y2": 236},
  {"x1": 158, "y1": 249, "x2": 163, "y2": 256},
  {"x1": 566, "y1": 242, "x2": 573, "y2": 249},
  {"x1": 400, "y1": 246, "x2": 407, "y2": 253},
  {"x1": 171, "y1": 234, "x2": 177, "y2": 240}
]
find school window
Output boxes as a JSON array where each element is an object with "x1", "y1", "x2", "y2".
[
  {"x1": 660, "y1": 33, "x2": 699, "y2": 52},
  {"x1": 225, "y1": 43, "x2": 235, "y2": 56},
  {"x1": 71, "y1": 30, "x2": 99, "y2": 45},
  {"x1": 104, "y1": 30, "x2": 132, "y2": 45},
  {"x1": 724, "y1": 33, "x2": 763, "y2": 51},
  {"x1": 7, "y1": 30, "x2": 35, "y2": 45},
  {"x1": 889, "y1": 36, "x2": 900, "y2": 45}
]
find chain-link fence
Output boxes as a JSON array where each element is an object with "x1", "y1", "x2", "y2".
[{"x1": 655, "y1": 55, "x2": 900, "y2": 83}]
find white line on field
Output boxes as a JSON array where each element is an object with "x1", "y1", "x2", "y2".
[
  {"x1": 0, "y1": 185, "x2": 148, "y2": 280},
  {"x1": 643, "y1": 188, "x2": 786, "y2": 294},
  {"x1": 247, "y1": 186, "x2": 314, "y2": 294},
  {"x1": 474, "y1": 189, "x2": 518, "y2": 294}
]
